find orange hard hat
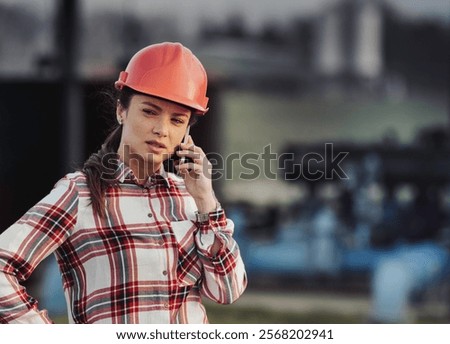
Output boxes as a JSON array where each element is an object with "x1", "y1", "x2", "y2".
[{"x1": 115, "y1": 42, "x2": 209, "y2": 115}]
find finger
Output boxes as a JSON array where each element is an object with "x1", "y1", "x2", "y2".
[
  {"x1": 180, "y1": 135, "x2": 194, "y2": 149},
  {"x1": 183, "y1": 161, "x2": 212, "y2": 176},
  {"x1": 180, "y1": 142, "x2": 195, "y2": 151},
  {"x1": 176, "y1": 150, "x2": 202, "y2": 161},
  {"x1": 176, "y1": 152, "x2": 199, "y2": 166},
  {"x1": 180, "y1": 138, "x2": 205, "y2": 155},
  {"x1": 177, "y1": 162, "x2": 203, "y2": 174},
  {"x1": 175, "y1": 164, "x2": 190, "y2": 179},
  {"x1": 179, "y1": 145, "x2": 205, "y2": 158}
]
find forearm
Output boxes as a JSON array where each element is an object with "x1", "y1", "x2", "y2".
[
  {"x1": 200, "y1": 240, "x2": 247, "y2": 304},
  {"x1": 194, "y1": 211, "x2": 247, "y2": 304},
  {"x1": 0, "y1": 259, "x2": 52, "y2": 324},
  {"x1": 0, "y1": 177, "x2": 78, "y2": 323},
  {"x1": 194, "y1": 194, "x2": 217, "y2": 214},
  {"x1": 0, "y1": 223, "x2": 61, "y2": 324}
]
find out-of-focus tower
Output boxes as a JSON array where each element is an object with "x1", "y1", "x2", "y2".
[
  {"x1": 314, "y1": 0, "x2": 383, "y2": 87},
  {"x1": 353, "y1": 0, "x2": 383, "y2": 80}
]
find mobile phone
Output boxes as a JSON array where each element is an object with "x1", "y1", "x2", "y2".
[
  {"x1": 165, "y1": 126, "x2": 193, "y2": 175},
  {"x1": 178, "y1": 125, "x2": 191, "y2": 166}
]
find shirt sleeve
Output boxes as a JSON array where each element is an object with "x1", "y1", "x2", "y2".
[
  {"x1": 194, "y1": 209, "x2": 247, "y2": 304},
  {"x1": 0, "y1": 177, "x2": 78, "y2": 323}
]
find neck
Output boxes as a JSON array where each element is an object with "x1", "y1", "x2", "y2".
[
  {"x1": 130, "y1": 160, "x2": 161, "y2": 184},
  {"x1": 118, "y1": 144, "x2": 161, "y2": 184}
]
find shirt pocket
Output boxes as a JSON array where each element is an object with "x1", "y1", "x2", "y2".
[{"x1": 170, "y1": 220, "x2": 203, "y2": 287}]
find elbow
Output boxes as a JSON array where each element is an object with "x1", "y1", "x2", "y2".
[{"x1": 217, "y1": 272, "x2": 248, "y2": 305}]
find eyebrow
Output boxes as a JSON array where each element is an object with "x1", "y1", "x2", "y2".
[
  {"x1": 141, "y1": 101, "x2": 190, "y2": 117},
  {"x1": 142, "y1": 101, "x2": 162, "y2": 111}
]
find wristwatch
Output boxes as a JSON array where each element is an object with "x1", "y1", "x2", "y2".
[
  {"x1": 195, "y1": 202, "x2": 222, "y2": 224},
  {"x1": 195, "y1": 211, "x2": 210, "y2": 224}
]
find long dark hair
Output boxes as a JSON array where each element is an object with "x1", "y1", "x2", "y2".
[
  {"x1": 81, "y1": 87, "x2": 133, "y2": 218},
  {"x1": 82, "y1": 86, "x2": 198, "y2": 218}
]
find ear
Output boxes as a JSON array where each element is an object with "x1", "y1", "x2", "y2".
[{"x1": 116, "y1": 100, "x2": 125, "y2": 124}]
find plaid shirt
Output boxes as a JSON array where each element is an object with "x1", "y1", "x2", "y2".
[{"x1": 0, "y1": 163, "x2": 247, "y2": 324}]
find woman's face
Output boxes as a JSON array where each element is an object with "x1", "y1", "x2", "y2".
[{"x1": 117, "y1": 93, "x2": 191, "y2": 177}]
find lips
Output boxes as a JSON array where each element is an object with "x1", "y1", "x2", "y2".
[
  {"x1": 145, "y1": 140, "x2": 167, "y2": 149},
  {"x1": 145, "y1": 140, "x2": 167, "y2": 154}
]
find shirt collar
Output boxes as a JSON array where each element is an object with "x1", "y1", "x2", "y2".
[{"x1": 112, "y1": 159, "x2": 171, "y2": 188}]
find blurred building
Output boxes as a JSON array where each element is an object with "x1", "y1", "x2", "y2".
[
  {"x1": 314, "y1": 0, "x2": 383, "y2": 85},
  {"x1": 0, "y1": 0, "x2": 447, "y2": 94}
]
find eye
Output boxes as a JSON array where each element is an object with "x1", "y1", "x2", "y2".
[
  {"x1": 171, "y1": 117, "x2": 185, "y2": 125},
  {"x1": 142, "y1": 109, "x2": 157, "y2": 116}
]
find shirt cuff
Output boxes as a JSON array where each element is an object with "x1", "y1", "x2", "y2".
[{"x1": 195, "y1": 209, "x2": 228, "y2": 258}]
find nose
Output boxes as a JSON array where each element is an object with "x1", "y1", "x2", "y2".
[{"x1": 152, "y1": 117, "x2": 169, "y2": 137}]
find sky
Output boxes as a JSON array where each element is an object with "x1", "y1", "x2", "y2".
[
  {"x1": 3, "y1": 0, "x2": 449, "y2": 28},
  {"x1": 86, "y1": 0, "x2": 450, "y2": 30},
  {"x1": 83, "y1": 0, "x2": 450, "y2": 41}
]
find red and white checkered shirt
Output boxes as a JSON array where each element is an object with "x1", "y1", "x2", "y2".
[{"x1": 0, "y1": 162, "x2": 247, "y2": 324}]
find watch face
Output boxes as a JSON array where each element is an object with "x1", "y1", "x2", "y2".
[{"x1": 196, "y1": 212, "x2": 209, "y2": 223}]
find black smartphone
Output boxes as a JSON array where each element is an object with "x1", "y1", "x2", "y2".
[
  {"x1": 164, "y1": 126, "x2": 193, "y2": 174},
  {"x1": 178, "y1": 125, "x2": 191, "y2": 166}
]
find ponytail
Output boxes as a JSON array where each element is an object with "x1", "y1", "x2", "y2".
[{"x1": 82, "y1": 125, "x2": 122, "y2": 218}]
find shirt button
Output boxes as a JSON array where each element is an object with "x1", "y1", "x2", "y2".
[
  {"x1": 164, "y1": 303, "x2": 169, "y2": 309},
  {"x1": 147, "y1": 213, "x2": 153, "y2": 218},
  {"x1": 162, "y1": 270, "x2": 168, "y2": 276}
]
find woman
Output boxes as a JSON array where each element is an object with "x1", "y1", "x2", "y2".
[{"x1": 0, "y1": 42, "x2": 247, "y2": 324}]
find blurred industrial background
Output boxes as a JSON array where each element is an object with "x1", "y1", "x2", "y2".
[{"x1": 0, "y1": 0, "x2": 449, "y2": 323}]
